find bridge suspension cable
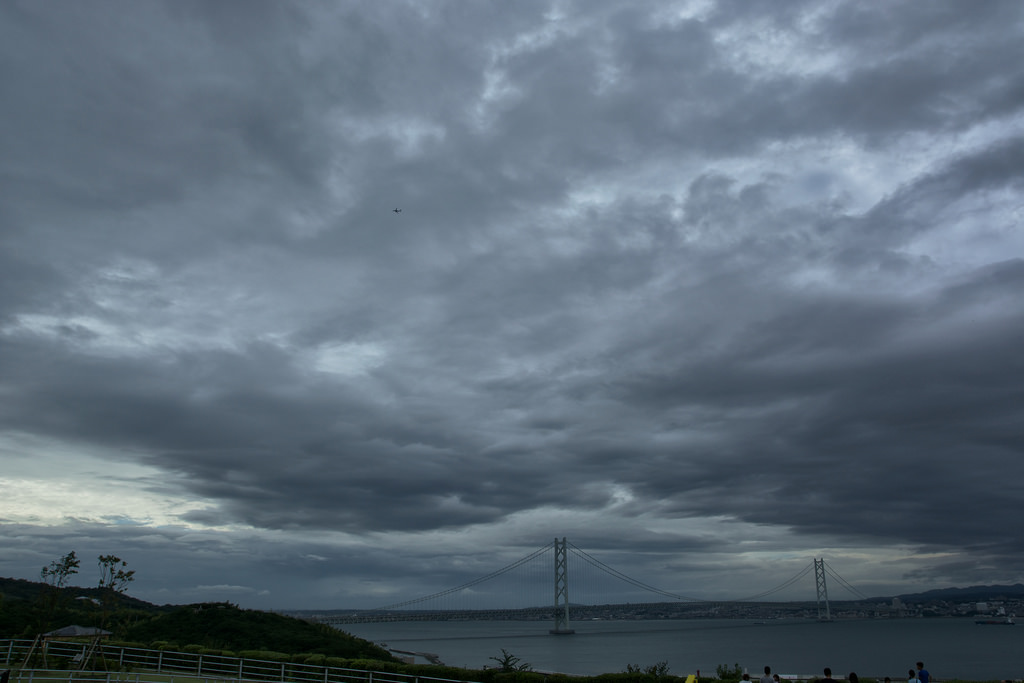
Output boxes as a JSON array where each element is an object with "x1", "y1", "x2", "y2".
[
  {"x1": 727, "y1": 560, "x2": 816, "y2": 602},
  {"x1": 352, "y1": 540, "x2": 866, "y2": 619},
  {"x1": 372, "y1": 542, "x2": 551, "y2": 611},
  {"x1": 566, "y1": 541, "x2": 704, "y2": 602},
  {"x1": 568, "y1": 544, "x2": 820, "y2": 605},
  {"x1": 823, "y1": 560, "x2": 870, "y2": 600}
]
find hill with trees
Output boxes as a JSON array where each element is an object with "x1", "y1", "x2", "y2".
[
  {"x1": 121, "y1": 602, "x2": 395, "y2": 659},
  {"x1": 895, "y1": 583, "x2": 1024, "y2": 602},
  {"x1": 0, "y1": 576, "x2": 394, "y2": 662}
]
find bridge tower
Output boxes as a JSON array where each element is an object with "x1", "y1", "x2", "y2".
[
  {"x1": 550, "y1": 537, "x2": 574, "y2": 634},
  {"x1": 814, "y1": 558, "x2": 832, "y2": 621}
]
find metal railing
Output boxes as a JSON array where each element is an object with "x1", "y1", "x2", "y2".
[
  {"x1": 9, "y1": 670, "x2": 249, "y2": 683},
  {"x1": 1, "y1": 640, "x2": 479, "y2": 683}
]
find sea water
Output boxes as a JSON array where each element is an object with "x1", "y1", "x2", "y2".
[{"x1": 340, "y1": 619, "x2": 1022, "y2": 681}]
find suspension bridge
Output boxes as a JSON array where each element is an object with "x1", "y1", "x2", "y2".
[{"x1": 309, "y1": 538, "x2": 869, "y2": 632}]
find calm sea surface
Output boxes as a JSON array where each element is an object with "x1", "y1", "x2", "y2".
[{"x1": 340, "y1": 619, "x2": 1021, "y2": 681}]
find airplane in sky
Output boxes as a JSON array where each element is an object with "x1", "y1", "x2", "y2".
[{"x1": 393, "y1": 208, "x2": 402, "y2": 213}]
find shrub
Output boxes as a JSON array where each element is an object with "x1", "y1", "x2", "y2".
[
  {"x1": 150, "y1": 640, "x2": 179, "y2": 650},
  {"x1": 109, "y1": 640, "x2": 147, "y2": 649},
  {"x1": 595, "y1": 673, "x2": 678, "y2": 683},
  {"x1": 489, "y1": 649, "x2": 533, "y2": 672},
  {"x1": 239, "y1": 649, "x2": 292, "y2": 662},
  {"x1": 624, "y1": 662, "x2": 672, "y2": 677},
  {"x1": 323, "y1": 656, "x2": 352, "y2": 668},
  {"x1": 716, "y1": 663, "x2": 744, "y2": 681},
  {"x1": 492, "y1": 672, "x2": 548, "y2": 683}
]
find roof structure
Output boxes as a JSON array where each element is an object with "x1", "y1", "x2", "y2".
[{"x1": 43, "y1": 625, "x2": 111, "y2": 638}]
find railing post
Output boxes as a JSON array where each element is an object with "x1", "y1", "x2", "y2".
[
  {"x1": 239, "y1": 658, "x2": 244, "y2": 679},
  {"x1": 158, "y1": 651, "x2": 163, "y2": 673},
  {"x1": 198, "y1": 654, "x2": 203, "y2": 676}
]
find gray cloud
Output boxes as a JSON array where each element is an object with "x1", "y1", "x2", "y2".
[{"x1": 1, "y1": 0, "x2": 1023, "y2": 609}]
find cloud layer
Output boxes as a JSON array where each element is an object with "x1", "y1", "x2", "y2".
[{"x1": 2, "y1": 0, "x2": 1023, "y2": 609}]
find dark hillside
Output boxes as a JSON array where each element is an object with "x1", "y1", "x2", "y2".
[
  {"x1": 1, "y1": 577, "x2": 58, "y2": 602},
  {"x1": 0, "y1": 576, "x2": 171, "y2": 612},
  {"x1": 896, "y1": 583, "x2": 1024, "y2": 602},
  {"x1": 1, "y1": 576, "x2": 167, "y2": 637},
  {"x1": 122, "y1": 603, "x2": 396, "y2": 661},
  {"x1": 1, "y1": 578, "x2": 394, "y2": 662}
]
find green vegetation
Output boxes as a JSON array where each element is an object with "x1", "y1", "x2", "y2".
[
  {"x1": 1, "y1": 552, "x2": 154, "y2": 640},
  {"x1": 0, "y1": 575, "x2": 169, "y2": 640},
  {"x1": 625, "y1": 662, "x2": 671, "y2": 677},
  {"x1": 0, "y1": 573, "x2": 393, "y2": 662},
  {"x1": 489, "y1": 648, "x2": 533, "y2": 672},
  {"x1": 716, "y1": 664, "x2": 744, "y2": 680},
  {"x1": 96, "y1": 555, "x2": 136, "y2": 631},
  {"x1": 121, "y1": 603, "x2": 393, "y2": 659},
  {"x1": 38, "y1": 551, "x2": 82, "y2": 631}
]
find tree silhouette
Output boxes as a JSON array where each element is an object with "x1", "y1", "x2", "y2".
[
  {"x1": 38, "y1": 551, "x2": 80, "y2": 630},
  {"x1": 97, "y1": 555, "x2": 135, "y2": 631},
  {"x1": 489, "y1": 649, "x2": 533, "y2": 672}
]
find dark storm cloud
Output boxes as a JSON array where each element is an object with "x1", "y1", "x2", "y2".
[{"x1": 2, "y1": 0, "x2": 1023, "y2": 607}]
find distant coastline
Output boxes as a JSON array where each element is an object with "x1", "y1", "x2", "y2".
[{"x1": 288, "y1": 583, "x2": 1024, "y2": 623}]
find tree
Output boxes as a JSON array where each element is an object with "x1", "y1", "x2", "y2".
[
  {"x1": 42, "y1": 551, "x2": 81, "y2": 588},
  {"x1": 716, "y1": 663, "x2": 744, "y2": 681},
  {"x1": 626, "y1": 662, "x2": 671, "y2": 677},
  {"x1": 97, "y1": 555, "x2": 135, "y2": 631},
  {"x1": 97, "y1": 555, "x2": 135, "y2": 594},
  {"x1": 489, "y1": 648, "x2": 533, "y2": 672},
  {"x1": 38, "y1": 551, "x2": 80, "y2": 629}
]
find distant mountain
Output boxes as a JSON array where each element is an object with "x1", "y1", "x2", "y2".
[{"x1": 895, "y1": 584, "x2": 1024, "y2": 603}]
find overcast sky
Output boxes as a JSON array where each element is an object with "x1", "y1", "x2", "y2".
[{"x1": 2, "y1": 0, "x2": 1023, "y2": 612}]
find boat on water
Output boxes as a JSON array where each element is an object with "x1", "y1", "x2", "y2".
[{"x1": 975, "y1": 616, "x2": 1015, "y2": 625}]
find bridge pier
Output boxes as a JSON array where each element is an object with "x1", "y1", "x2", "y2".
[
  {"x1": 550, "y1": 537, "x2": 575, "y2": 634},
  {"x1": 814, "y1": 558, "x2": 832, "y2": 621}
]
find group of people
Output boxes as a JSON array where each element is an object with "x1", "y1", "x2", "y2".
[
  {"x1": 736, "y1": 661, "x2": 930, "y2": 683},
  {"x1": 883, "y1": 661, "x2": 931, "y2": 683},
  {"x1": 907, "y1": 662, "x2": 931, "y2": 683}
]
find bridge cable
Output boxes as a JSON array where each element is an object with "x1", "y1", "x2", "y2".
[
  {"x1": 566, "y1": 542, "x2": 705, "y2": 602},
  {"x1": 823, "y1": 560, "x2": 870, "y2": 601},
  {"x1": 726, "y1": 561, "x2": 815, "y2": 602},
  {"x1": 372, "y1": 542, "x2": 552, "y2": 611},
  {"x1": 568, "y1": 545, "x2": 816, "y2": 605},
  {"x1": 365, "y1": 544, "x2": 859, "y2": 614}
]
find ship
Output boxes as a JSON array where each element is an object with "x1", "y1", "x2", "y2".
[{"x1": 975, "y1": 615, "x2": 1015, "y2": 625}]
